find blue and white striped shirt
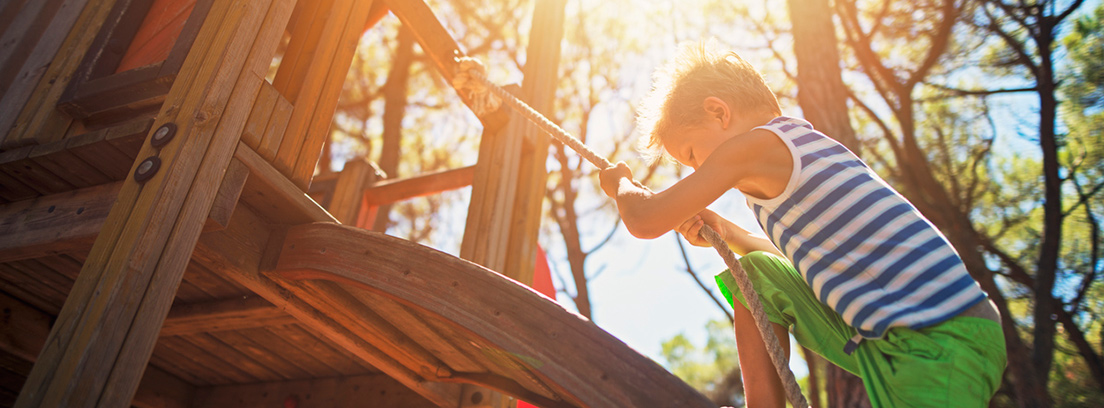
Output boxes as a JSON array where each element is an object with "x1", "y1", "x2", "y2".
[{"x1": 745, "y1": 117, "x2": 986, "y2": 338}]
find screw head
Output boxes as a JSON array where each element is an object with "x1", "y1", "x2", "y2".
[
  {"x1": 134, "y1": 157, "x2": 161, "y2": 183},
  {"x1": 150, "y1": 123, "x2": 176, "y2": 148}
]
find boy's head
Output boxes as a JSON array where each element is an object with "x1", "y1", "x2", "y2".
[{"x1": 637, "y1": 40, "x2": 781, "y2": 163}]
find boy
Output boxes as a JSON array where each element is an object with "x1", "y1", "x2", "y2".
[{"x1": 599, "y1": 41, "x2": 1006, "y2": 407}]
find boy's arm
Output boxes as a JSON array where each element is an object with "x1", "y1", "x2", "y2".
[
  {"x1": 677, "y1": 209, "x2": 783, "y2": 257},
  {"x1": 599, "y1": 128, "x2": 792, "y2": 239}
]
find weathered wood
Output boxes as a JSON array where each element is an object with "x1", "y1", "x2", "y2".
[
  {"x1": 240, "y1": 81, "x2": 279, "y2": 150},
  {"x1": 159, "y1": 295, "x2": 296, "y2": 337},
  {"x1": 0, "y1": 181, "x2": 118, "y2": 263},
  {"x1": 190, "y1": 201, "x2": 464, "y2": 406},
  {"x1": 204, "y1": 329, "x2": 313, "y2": 380},
  {"x1": 256, "y1": 87, "x2": 292, "y2": 162},
  {"x1": 328, "y1": 158, "x2": 380, "y2": 225},
  {"x1": 131, "y1": 364, "x2": 195, "y2": 408},
  {"x1": 382, "y1": 0, "x2": 462, "y2": 86},
  {"x1": 271, "y1": 223, "x2": 715, "y2": 408},
  {"x1": 191, "y1": 373, "x2": 435, "y2": 408},
  {"x1": 14, "y1": 0, "x2": 278, "y2": 405},
  {"x1": 0, "y1": 289, "x2": 195, "y2": 408},
  {"x1": 363, "y1": 165, "x2": 475, "y2": 207},
  {"x1": 349, "y1": 289, "x2": 487, "y2": 374},
  {"x1": 65, "y1": 129, "x2": 136, "y2": 180},
  {"x1": 0, "y1": 0, "x2": 93, "y2": 149},
  {"x1": 0, "y1": 0, "x2": 67, "y2": 93},
  {"x1": 274, "y1": 278, "x2": 448, "y2": 379},
  {"x1": 282, "y1": 0, "x2": 377, "y2": 188},
  {"x1": 203, "y1": 157, "x2": 248, "y2": 231},
  {"x1": 234, "y1": 141, "x2": 338, "y2": 225},
  {"x1": 0, "y1": 146, "x2": 76, "y2": 195}
]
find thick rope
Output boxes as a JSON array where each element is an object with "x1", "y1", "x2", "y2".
[{"x1": 455, "y1": 57, "x2": 809, "y2": 408}]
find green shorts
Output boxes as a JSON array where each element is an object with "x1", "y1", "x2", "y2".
[{"x1": 715, "y1": 252, "x2": 1006, "y2": 408}]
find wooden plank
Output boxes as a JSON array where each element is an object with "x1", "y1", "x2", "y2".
[
  {"x1": 328, "y1": 158, "x2": 380, "y2": 224},
  {"x1": 178, "y1": 332, "x2": 283, "y2": 382},
  {"x1": 103, "y1": 116, "x2": 155, "y2": 158},
  {"x1": 28, "y1": 143, "x2": 112, "y2": 188},
  {"x1": 382, "y1": 0, "x2": 462, "y2": 86},
  {"x1": 205, "y1": 329, "x2": 312, "y2": 380},
  {"x1": 156, "y1": 336, "x2": 246, "y2": 385},
  {"x1": 131, "y1": 364, "x2": 195, "y2": 408},
  {"x1": 286, "y1": 0, "x2": 378, "y2": 188},
  {"x1": 0, "y1": 167, "x2": 37, "y2": 202},
  {"x1": 351, "y1": 289, "x2": 487, "y2": 374},
  {"x1": 0, "y1": 146, "x2": 76, "y2": 195},
  {"x1": 278, "y1": 323, "x2": 375, "y2": 375},
  {"x1": 0, "y1": 0, "x2": 93, "y2": 149},
  {"x1": 240, "y1": 81, "x2": 279, "y2": 150},
  {"x1": 191, "y1": 373, "x2": 435, "y2": 408},
  {"x1": 190, "y1": 209, "x2": 464, "y2": 406},
  {"x1": 271, "y1": 223, "x2": 716, "y2": 408},
  {"x1": 257, "y1": 325, "x2": 345, "y2": 378},
  {"x1": 0, "y1": 288, "x2": 195, "y2": 408},
  {"x1": 65, "y1": 129, "x2": 135, "y2": 180},
  {"x1": 160, "y1": 295, "x2": 296, "y2": 337},
  {"x1": 234, "y1": 141, "x2": 337, "y2": 225},
  {"x1": 0, "y1": 291, "x2": 52, "y2": 363},
  {"x1": 0, "y1": 181, "x2": 118, "y2": 263},
  {"x1": 363, "y1": 165, "x2": 474, "y2": 207},
  {"x1": 0, "y1": 0, "x2": 66, "y2": 93},
  {"x1": 269, "y1": 0, "x2": 331, "y2": 102},
  {"x1": 256, "y1": 89, "x2": 292, "y2": 162},
  {"x1": 274, "y1": 278, "x2": 447, "y2": 378},
  {"x1": 13, "y1": 0, "x2": 272, "y2": 405},
  {"x1": 204, "y1": 157, "x2": 248, "y2": 231},
  {"x1": 273, "y1": 0, "x2": 356, "y2": 181},
  {"x1": 503, "y1": 0, "x2": 565, "y2": 285}
]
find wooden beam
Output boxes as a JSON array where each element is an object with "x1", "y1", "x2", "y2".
[
  {"x1": 270, "y1": 223, "x2": 715, "y2": 408},
  {"x1": 159, "y1": 295, "x2": 297, "y2": 337},
  {"x1": 328, "y1": 158, "x2": 382, "y2": 225},
  {"x1": 0, "y1": 181, "x2": 118, "y2": 263},
  {"x1": 191, "y1": 373, "x2": 434, "y2": 407},
  {"x1": 0, "y1": 0, "x2": 94, "y2": 149},
  {"x1": 15, "y1": 0, "x2": 288, "y2": 405},
  {"x1": 0, "y1": 156, "x2": 247, "y2": 264},
  {"x1": 191, "y1": 205, "x2": 465, "y2": 407},
  {"x1": 0, "y1": 291, "x2": 195, "y2": 408},
  {"x1": 363, "y1": 165, "x2": 474, "y2": 207},
  {"x1": 234, "y1": 141, "x2": 338, "y2": 225}
]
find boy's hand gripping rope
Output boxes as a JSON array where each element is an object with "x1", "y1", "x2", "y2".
[{"x1": 454, "y1": 57, "x2": 810, "y2": 408}]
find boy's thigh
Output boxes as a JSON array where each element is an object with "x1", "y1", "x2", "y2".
[
  {"x1": 715, "y1": 251, "x2": 860, "y2": 373},
  {"x1": 856, "y1": 317, "x2": 1006, "y2": 408}
]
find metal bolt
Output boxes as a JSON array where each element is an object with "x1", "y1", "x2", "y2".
[
  {"x1": 134, "y1": 157, "x2": 161, "y2": 183},
  {"x1": 150, "y1": 123, "x2": 176, "y2": 148}
]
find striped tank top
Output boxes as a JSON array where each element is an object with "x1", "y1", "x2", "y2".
[{"x1": 745, "y1": 117, "x2": 986, "y2": 338}]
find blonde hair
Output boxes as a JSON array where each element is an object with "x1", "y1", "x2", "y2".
[{"x1": 637, "y1": 40, "x2": 781, "y2": 162}]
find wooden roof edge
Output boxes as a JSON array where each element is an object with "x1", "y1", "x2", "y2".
[{"x1": 269, "y1": 222, "x2": 715, "y2": 408}]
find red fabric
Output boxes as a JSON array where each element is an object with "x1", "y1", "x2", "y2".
[{"x1": 116, "y1": 0, "x2": 198, "y2": 73}]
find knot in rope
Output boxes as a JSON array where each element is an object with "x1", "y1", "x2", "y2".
[{"x1": 452, "y1": 57, "x2": 502, "y2": 117}]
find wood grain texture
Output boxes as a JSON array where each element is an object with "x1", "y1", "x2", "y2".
[{"x1": 271, "y1": 223, "x2": 713, "y2": 408}]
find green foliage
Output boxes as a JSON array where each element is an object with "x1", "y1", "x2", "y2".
[{"x1": 660, "y1": 319, "x2": 743, "y2": 406}]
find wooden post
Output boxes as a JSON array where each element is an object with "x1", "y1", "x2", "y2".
[
  {"x1": 328, "y1": 157, "x2": 382, "y2": 226},
  {"x1": 460, "y1": 0, "x2": 565, "y2": 285},
  {"x1": 458, "y1": 1, "x2": 566, "y2": 407},
  {"x1": 14, "y1": 0, "x2": 292, "y2": 406}
]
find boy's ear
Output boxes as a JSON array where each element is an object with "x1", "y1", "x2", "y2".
[{"x1": 702, "y1": 97, "x2": 730, "y2": 127}]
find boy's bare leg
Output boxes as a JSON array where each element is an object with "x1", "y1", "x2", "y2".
[{"x1": 733, "y1": 299, "x2": 790, "y2": 408}]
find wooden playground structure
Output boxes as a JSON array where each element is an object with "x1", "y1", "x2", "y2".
[{"x1": 0, "y1": 0, "x2": 715, "y2": 406}]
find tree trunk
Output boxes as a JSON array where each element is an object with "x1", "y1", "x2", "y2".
[
  {"x1": 372, "y1": 26, "x2": 416, "y2": 232},
  {"x1": 786, "y1": 0, "x2": 870, "y2": 406}
]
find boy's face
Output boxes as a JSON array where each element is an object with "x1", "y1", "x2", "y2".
[{"x1": 664, "y1": 120, "x2": 731, "y2": 170}]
